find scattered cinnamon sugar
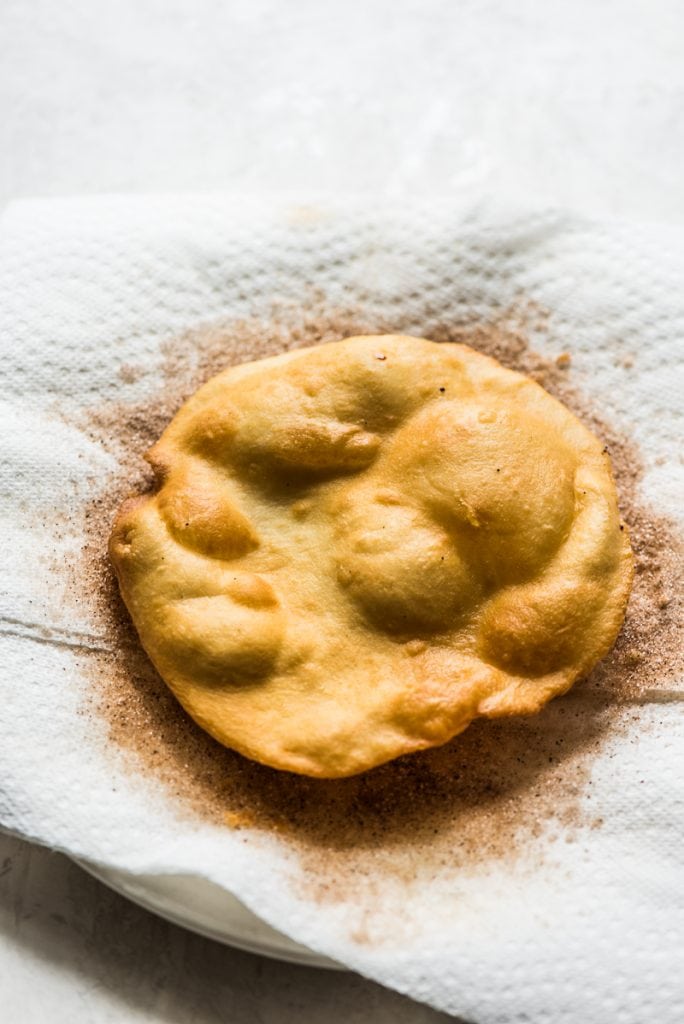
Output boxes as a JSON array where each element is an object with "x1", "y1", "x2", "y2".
[
  {"x1": 65, "y1": 300, "x2": 683, "y2": 910},
  {"x1": 117, "y1": 363, "x2": 146, "y2": 385}
]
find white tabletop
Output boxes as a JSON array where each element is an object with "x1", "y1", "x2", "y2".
[{"x1": 2, "y1": 1, "x2": 683, "y2": 1020}]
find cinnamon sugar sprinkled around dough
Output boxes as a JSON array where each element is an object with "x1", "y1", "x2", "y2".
[
  {"x1": 117, "y1": 363, "x2": 146, "y2": 385},
  {"x1": 67, "y1": 300, "x2": 683, "y2": 907}
]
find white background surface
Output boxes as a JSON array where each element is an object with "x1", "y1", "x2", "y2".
[{"x1": 1, "y1": 2, "x2": 683, "y2": 1021}]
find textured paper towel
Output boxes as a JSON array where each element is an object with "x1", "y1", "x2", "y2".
[{"x1": 0, "y1": 195, "x2": 683, "y2": 1024}]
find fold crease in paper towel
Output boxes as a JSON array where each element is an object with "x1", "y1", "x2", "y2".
[{"x1": 0, "y1": 196, "x2": 683, "y2": 1024}]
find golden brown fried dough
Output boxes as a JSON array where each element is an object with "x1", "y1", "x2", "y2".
[{"x1": 110, "y1": 336, "x2": 633, "y2": 777}]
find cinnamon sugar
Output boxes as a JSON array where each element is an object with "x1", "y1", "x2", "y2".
[{"x1": 67, "y1": 301, "x2": 683, "y2": 904}]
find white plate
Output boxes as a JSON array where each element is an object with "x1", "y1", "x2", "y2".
[{"x1": 76, "y1": 858, "x2": 341, "y2": 969}]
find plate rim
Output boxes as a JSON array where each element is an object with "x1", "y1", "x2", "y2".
[{"x1": 74, "y1": 856, "x2": 343, "y2": 970}]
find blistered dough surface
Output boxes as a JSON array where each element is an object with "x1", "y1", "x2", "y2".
[{"x1": 110, "y1": 336, "x2": 634, "y2": 777}]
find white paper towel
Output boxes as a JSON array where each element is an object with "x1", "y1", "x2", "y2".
[{"x1": 0, "y1": 195, "x2": 683, "y2": 1024}]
